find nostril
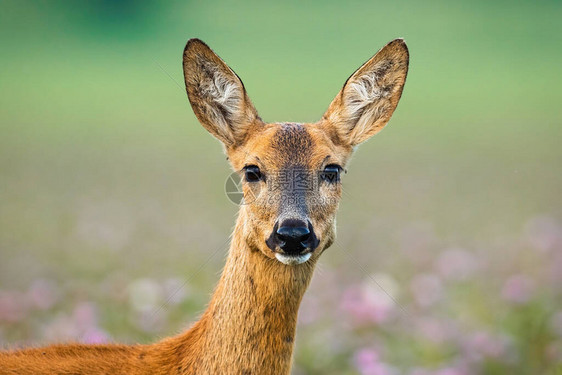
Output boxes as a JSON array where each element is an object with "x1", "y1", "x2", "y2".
[
  {"x1": 266, "y1": 219, "x2": 318, "y2": 254},
  {"x1": 276, "y1": 226, "x2": 310, "y2": 243}
]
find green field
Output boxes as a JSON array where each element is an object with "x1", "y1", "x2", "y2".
[{"x1": 1, "y1": 1, "x2": 561, "y2": 374}]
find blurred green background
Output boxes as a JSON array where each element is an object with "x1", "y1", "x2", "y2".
[{"x1": 1, "y1": 1, "x2": 561, "y2": 374}]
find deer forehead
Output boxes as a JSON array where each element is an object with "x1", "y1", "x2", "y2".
[{"x1": 229, "y1": 122, "x2": 348, "y2": 171}]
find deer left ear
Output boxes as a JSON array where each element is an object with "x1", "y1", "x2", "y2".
[
  {"x1": 183, "y1": 39, "x2": 260, "y2": 147},
  {"x1": 323, "y1": 39, "x2": 409, "y2": 146}
]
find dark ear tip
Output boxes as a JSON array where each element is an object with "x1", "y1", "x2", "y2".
[
  {"x1": 383, "y1": 38, "x2": 409, "y2": 63},
  {"x1": 184, "y1": 38, "x2": 210, "y2": 55},
  {"x1": 388, "y1": 38, "x2": 408, "y2": 52}
]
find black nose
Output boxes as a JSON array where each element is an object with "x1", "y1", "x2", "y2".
[
  {"x1": 276, "y1": 226, "x2": 310, "y2": 243},
  {"x1": 275, "y1": 219, "x2": 311, "y2": 254}
]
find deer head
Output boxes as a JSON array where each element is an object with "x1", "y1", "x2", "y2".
[{"x1": 183, "y1": 39, "x2": 408, "y2": 266}]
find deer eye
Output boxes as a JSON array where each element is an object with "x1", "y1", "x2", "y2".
[
  {"x1": 320, "y1": 164, "x2": 341, "y2": 183},
  {"x1": 244, "y1": 165, "x2": 263, "y2": 182}
]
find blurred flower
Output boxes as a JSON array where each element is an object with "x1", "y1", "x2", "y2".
[
  {"x1": 0, "y1": 291, "x2": 28, "y2": 323},
  {"x1": 42, "y1": 302, "x2": 109, "y2": 344},
  {"x1": 371, "y1": 273, "x2": 401, "y2": 299},
  {"x1": 525, "y1": 215, "x2": 561, "y2": 253},
  {"x1": 128, "y1": 278, "x2": 163, "y2": 313},
  {"x1": 81, "y1": 327, "x2": 110, "y2": 344},
  {"x1": 410, "y1": 273, "x2": 443, "y2": 308},
  {"x1": 462, "y1": 331, "x2": 509, "y2": 362},
  {"x1": 27, "y1": 279, "x2": 58, "y2": 311},
  {"x1": 127, "y1": 278, "x2": 170, "y2": 333},
  {"x1": 435, "y1": 367, "x2": 469, "y2": 375},
  {"x1": 411, "y1": 367, "x2": 469, "y2": 375},
  {"x1": 341, "y1": 274, "x2": 399, "y2": 325},
  {"x1": 415, "y1": 317, "x2": 454, "y2": 344},
  {"x1": 42, "y1": 313, "x2": 81, "y2": 342},
  {"x1": 72, "y1": 302, "x2": 98, "y2": 330},
  {"x1": 353, "y1": 347, "x2": 398, "y2": 375},
  {"x1": 162, "y1": 277, "x2": 189, "y2": 306},
  {"x1": 132, "y1": 309, "x2": 167, "y2": 333},
  {"x1": 435, "y1": 248, "x2": 478, "y2": 281},
  {"x1": 501, "y1": 275, "x2": 536, "y2": 304}
]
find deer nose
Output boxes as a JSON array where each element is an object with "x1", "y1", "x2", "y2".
[
  {"x1": 276, "y1": 226, "x2": 310, "y2": 243},
  {"x1": 275, "y1": 220, "x2": 311, "y2": 254}
]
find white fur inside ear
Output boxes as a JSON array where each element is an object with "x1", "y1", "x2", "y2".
[
  {"x1": 345, "y1": 71, "x2": 392, "y2": 142},
  {"x1": 275, "y1": 252, "x2": 312, "y2": 265},
  {"x1": 200, "y1": 64, "x2": 243, "y2": 115},
  {"x1": 204, "y1": 72, "x2": 241, "y2": 115},
  {"x1": 197, "y1": 58, "x2": 244, "y2": 138},
  {"x1": 347, "y1": 74, "x2": 390, "y2": 116}
]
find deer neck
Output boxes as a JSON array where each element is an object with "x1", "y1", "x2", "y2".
[{"x1": 176, "y1": 213, "x2": 317, "y2": 374}]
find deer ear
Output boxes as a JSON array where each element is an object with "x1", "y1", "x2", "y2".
[
  {"x1": 323, "y1": 39, "x2": 409, "y2": 146},
  {"x1": 183, "y1": 39, "x2": 260, "y2": 146}
]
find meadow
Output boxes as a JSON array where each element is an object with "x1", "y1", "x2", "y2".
[{"x1": 1, "y1": 1, "x2": 561, "y2": 374}]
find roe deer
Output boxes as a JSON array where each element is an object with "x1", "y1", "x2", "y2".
[{"x1": 0, "y1": 38, "x2": 409, "y2": 374}]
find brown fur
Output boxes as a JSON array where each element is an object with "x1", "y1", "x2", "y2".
[{"x1": 0, "y1": 38, "x2": 409, "y2": 374}]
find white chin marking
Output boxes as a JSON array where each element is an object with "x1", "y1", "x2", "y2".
[{"x1": 275, "y1": 252, "x2": 312, "y2": 265}]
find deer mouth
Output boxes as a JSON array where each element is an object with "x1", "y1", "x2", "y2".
[
  {"x1": 274, "y1": 252, "x2": 312, "y2": 265},
  {"x1": 265, "y1": 220, "x2": 319, "y2": 265}
]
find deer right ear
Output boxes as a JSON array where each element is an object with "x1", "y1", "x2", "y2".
[
  {"x1": 183, "y1": 39, "x2": 260, "y2": 146},
  {"x1": 323, "y1": 39, "x2": 409, "y2": 147}
]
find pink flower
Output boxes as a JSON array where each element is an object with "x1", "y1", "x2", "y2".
[
  {"x1": 354, "y1": 347, "x2": 379, "y2": 368},
  {"x1": 27, "y1": 279, "x2": 58, "y2": 310},
  {"x1": 435, "y1": 248, "x2": 478, "y2": 281},
  {"x1": 72, "y1": 302, "x2": 98, "y2": 330},
  {"x1": 353, "y1": 348, "x2": 397, "y2": 375},
  {"x1": 415, "y1": 317, "x2": 452, "y2": 344},
  {"x1": 341, "y1": 277, "x2": 397, "y2": 325},
  {"x1": 81, "y1": 328, "x2": 110, "y2": 344},
  {"x1": 436, "y1": 367, "x2": 468, "y2": 375},
  {"x1": 410, "y1": 273, "x2": 443, "y2": 308},
  {"x1": 42, "y1": 314, "x2": 81, "y2": 341},
  {"x1": 462, "y1": 331, "x2": 509, "y2": 362},
  {"x1": 501, "y1": 275, "x2": 535, "y2": 304}
]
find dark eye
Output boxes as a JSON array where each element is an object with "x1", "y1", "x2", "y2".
[
  {"x1": 244, "y1": 165, "x2": 262, "y2": 182},
  {"x1": 320, "y1": 164, "x2": 341, "y2": 183}
]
